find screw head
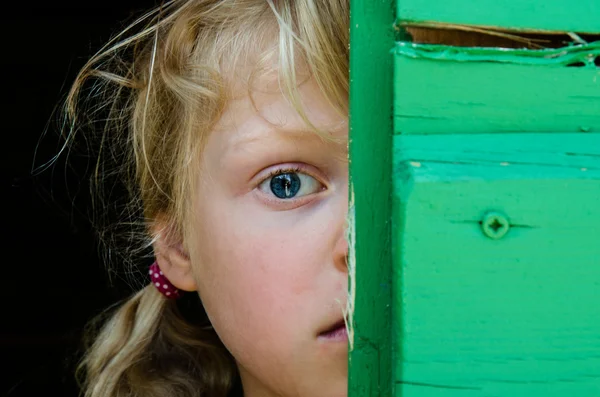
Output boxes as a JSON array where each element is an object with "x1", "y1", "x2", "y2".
[{"x1": 481, "y1": 212, "x2": 510, "y2": 240}]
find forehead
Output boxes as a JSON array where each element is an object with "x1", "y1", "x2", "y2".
[{"x1": 214, "y1": 73, "x2": 348, "y2": 152}]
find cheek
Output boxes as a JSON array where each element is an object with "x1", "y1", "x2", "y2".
[{"x1": 190, "y1": 199, "x2": 327, "y2": 349}]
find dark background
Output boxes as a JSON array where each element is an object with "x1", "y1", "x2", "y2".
[{"x1": 2, "y1": 3, "x2": 158, "y2": 396}]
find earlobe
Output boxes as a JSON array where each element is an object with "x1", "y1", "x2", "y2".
[{"x1": 152, "y1": 220, "x2": 198, "y2": 292}]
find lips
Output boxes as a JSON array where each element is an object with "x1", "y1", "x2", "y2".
[{"x1": 318, "y1": 319, "x2": 348, "y2": 341}]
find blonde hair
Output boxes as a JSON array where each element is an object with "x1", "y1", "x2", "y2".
[{"x1": 65, "y1": 1, "x2": 349, "y2": 396}]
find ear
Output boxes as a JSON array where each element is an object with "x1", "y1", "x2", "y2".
[{"x1": 151, "y1": 216, "x2": 197, "y2": 292}]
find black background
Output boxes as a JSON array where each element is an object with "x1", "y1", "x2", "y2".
[{"x1": 2, "y1": 3, "x2": 158, "y2": 396}]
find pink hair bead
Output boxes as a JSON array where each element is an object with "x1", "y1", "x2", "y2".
[{"x1": 149, "y1": 262, "x2": 182, "y2": 299}]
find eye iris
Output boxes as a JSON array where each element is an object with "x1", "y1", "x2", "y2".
[{"x1": 270, "y1": 173, "x2": 301, "y2": 199}]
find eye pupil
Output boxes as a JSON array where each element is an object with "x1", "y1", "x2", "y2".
[{"x1": 270, "y1": 173, "x2": 301, "y2": 199}]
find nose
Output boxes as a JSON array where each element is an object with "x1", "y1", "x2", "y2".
[
  {"x1": 334, "y1": 230, "x2": 349, "y2": 273},
  {"x1": 333, "y1": 186, "x2": 349, "y2": 273}
]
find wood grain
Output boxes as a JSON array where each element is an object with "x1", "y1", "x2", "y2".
[
  {"x1": 397, "y1": 0, "x2": 600, "y2": 33},
  {"x1": 348, "y1": 0, "x2": 395, "y2": 396},
  {"x1": 393, "y1": 133, "x2": 600, "y2": 396},
  {"x1": 394, "y1": 45, "x2": 600, "y2": 135}
]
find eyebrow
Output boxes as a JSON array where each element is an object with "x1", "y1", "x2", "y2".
[{"x1": 228, "y1": 123, "x2": 348, "y2": 154}]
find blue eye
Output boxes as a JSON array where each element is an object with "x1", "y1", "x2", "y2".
[
  {"x1": 259, "y1": 170, "x2": 323, "y2": 200},
  {"x1": 270, "y1": 173, "x2": 301, "y2": 199}
]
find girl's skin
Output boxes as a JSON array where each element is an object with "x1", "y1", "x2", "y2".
[{"x1": 154, "y1": 70, "x2": 349, "y2": 397}]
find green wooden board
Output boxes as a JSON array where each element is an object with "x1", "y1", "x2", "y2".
[
  {"x1": 348, "y1": 0, "x2": 395, "y2": 396},
  {"x1": 393, "y1": 133, "x2": 600, "y2": 396},
  {"x1": 397, "y1": 0, "x2": 600, "y2": 33},
  {"x1": 394, "y1": 43, "x2": 600, "y2": 135}
]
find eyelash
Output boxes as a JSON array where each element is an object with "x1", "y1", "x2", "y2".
[{"x1": 264, "y1": 166, "x2": 303, "y2": 180}]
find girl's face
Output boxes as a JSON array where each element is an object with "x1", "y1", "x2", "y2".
[{"x1": 189, "y1": 74, "x2": 348, "y2": 397}]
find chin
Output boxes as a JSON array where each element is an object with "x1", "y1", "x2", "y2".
[{"x1": 309, "y1": 368, "x2": 348, "y2": 397}]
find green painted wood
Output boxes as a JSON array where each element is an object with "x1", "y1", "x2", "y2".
[
  {"x1": 397, "y1": 0, "x2": 600, "y2": 33},
  {"x1": 393, "y1": 133, "x2": 600, "y2": 397},
  {"x1": 348, "y1": 0, "x2": 395, "y2": 396},
  {"x1": 394, "y1": 44, "x2": 600, "y2": 135}
]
